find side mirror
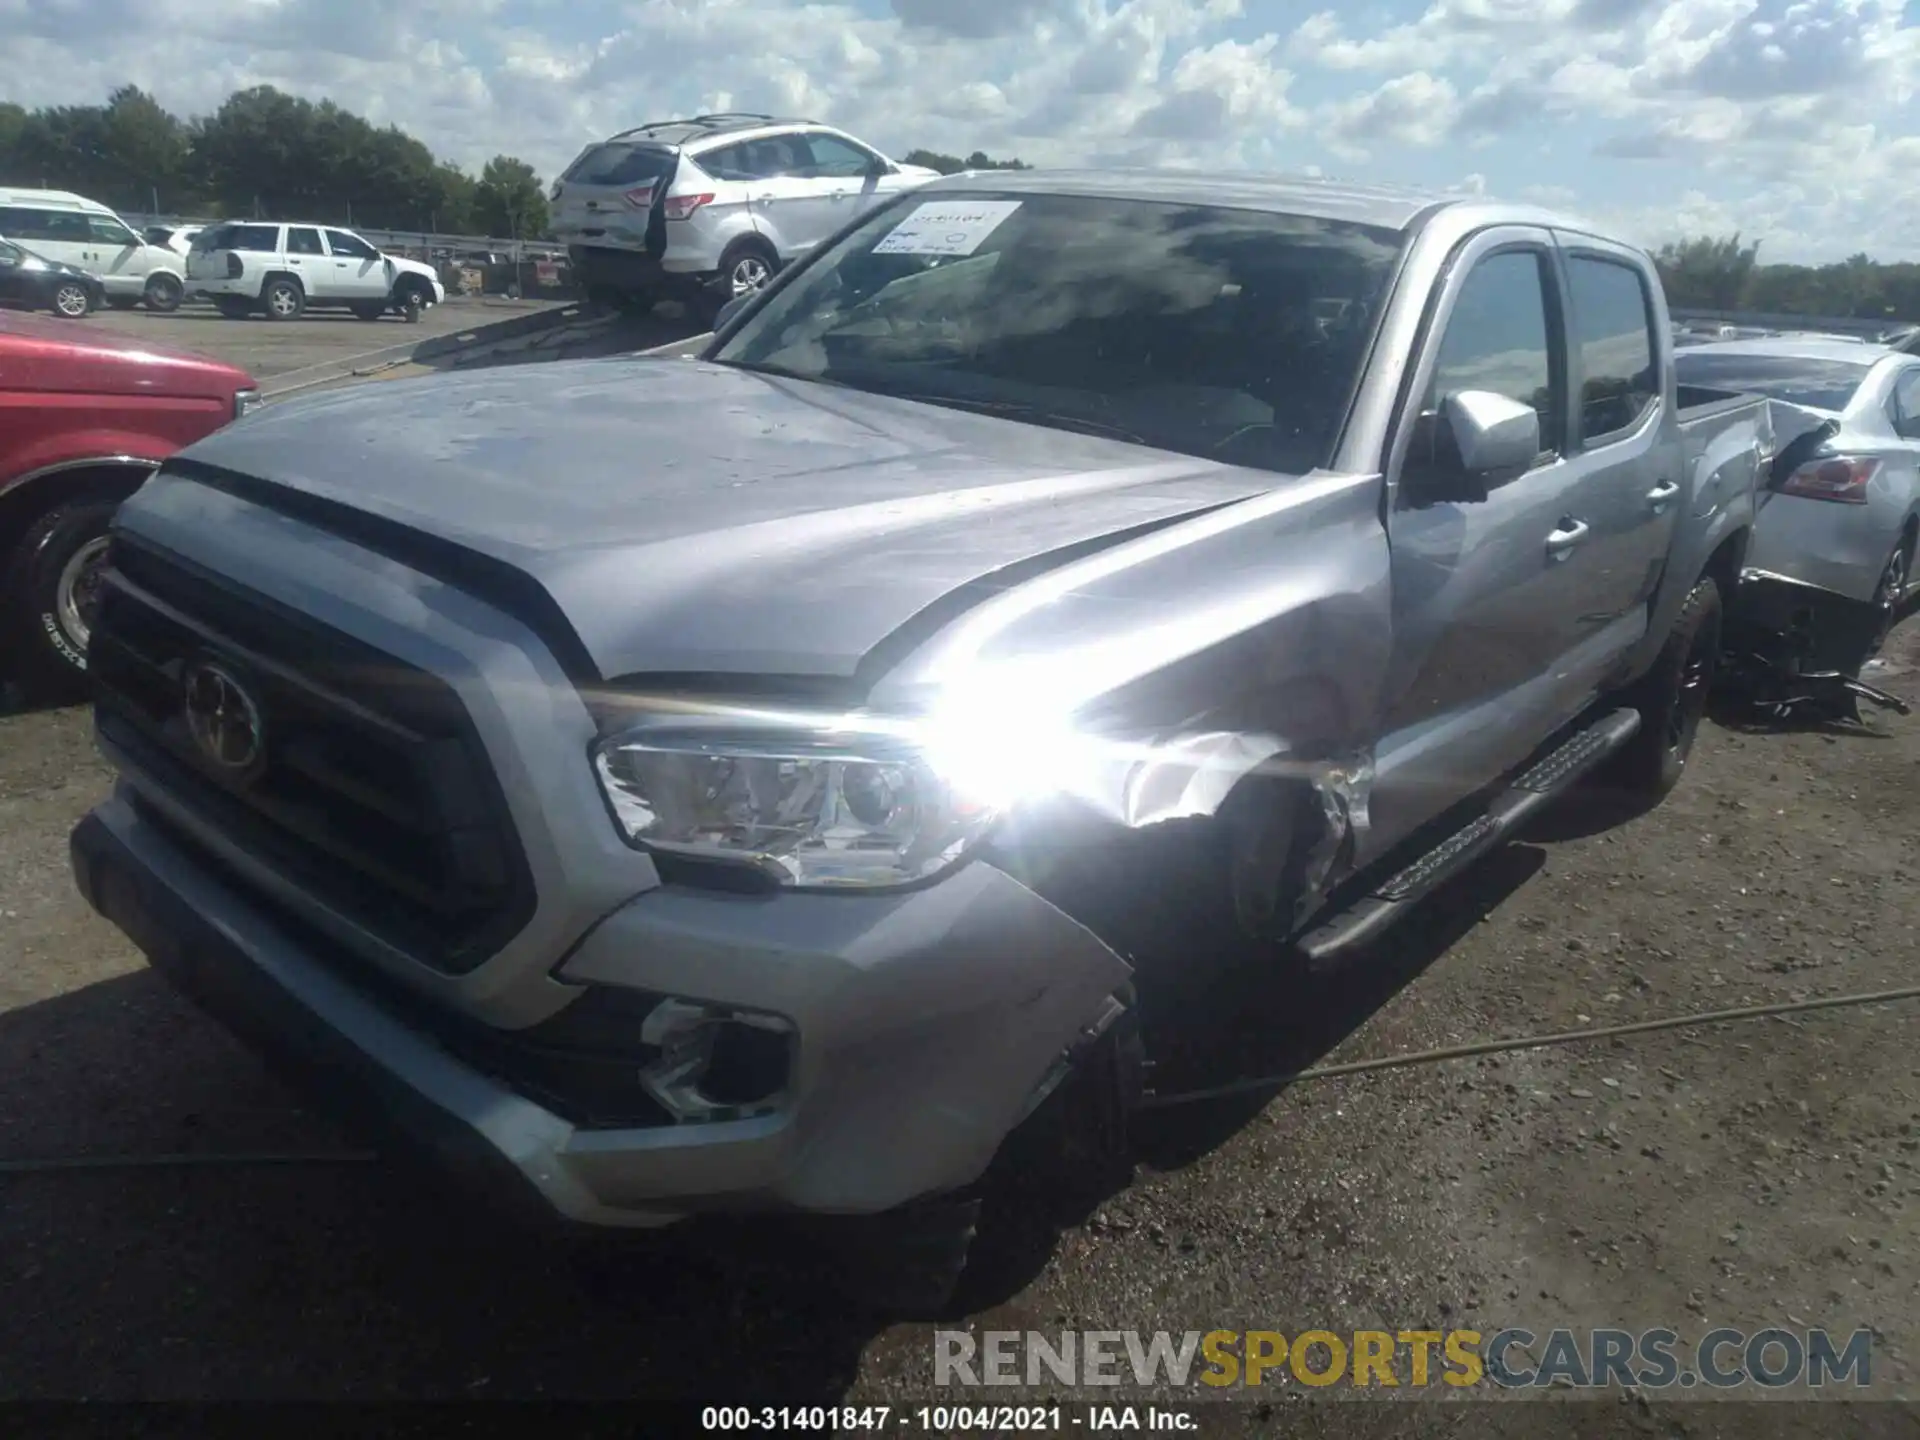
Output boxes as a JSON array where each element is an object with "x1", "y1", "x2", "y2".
[
  {"x1": 867, "y1": 155, "x2": 893, "y2": 178},
  {"x1": 714, "y1": 292, "x2": 753, "y2": 331},
  {"x1": 1446, "y1": 390, "x2": 1541, "y2": 480},
  {"x1": 1406, "y1": 390, "x2": 1541, "y2": 505}
]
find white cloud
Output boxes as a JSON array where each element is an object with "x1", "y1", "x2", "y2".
[{"x1": 3, "y1": 0, "x2": 1920, "y2": 262}]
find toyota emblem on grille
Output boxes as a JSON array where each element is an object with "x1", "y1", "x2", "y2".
[{"x1": 182, "y1": 661, "x2": 265, "y2": 774}]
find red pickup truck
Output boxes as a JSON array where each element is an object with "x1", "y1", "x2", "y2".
[{"x1": 0, "y1": 312, "x2": 257, "y2": 700}]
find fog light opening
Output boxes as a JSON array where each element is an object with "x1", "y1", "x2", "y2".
[{"x1": 638, "y1": 999, "x2": 793, "y2": 1123}]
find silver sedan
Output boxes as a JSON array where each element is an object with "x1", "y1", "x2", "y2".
[{"x1": 1676, "y1": 338, "x2": 1920, "y2": 651}]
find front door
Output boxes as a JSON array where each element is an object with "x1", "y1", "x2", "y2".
[
  {"x1": 84, "y1": 214, "x2": 153, "y2": 297},
  {"x1": 1367, "y1": 231, "x2": 1599, "y2": 856},
  {"x1": 322, "y1": 229, "x2": 391, "y2": 300}
]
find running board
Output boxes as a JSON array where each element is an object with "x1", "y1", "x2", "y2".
[{"x1": 1295, "y1": 707, "x2": 1642, "y2": 968}]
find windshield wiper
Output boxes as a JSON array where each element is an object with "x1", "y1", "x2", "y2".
[{"x1": 881, "y1": 391, "x2": 1152, "y2": 446}]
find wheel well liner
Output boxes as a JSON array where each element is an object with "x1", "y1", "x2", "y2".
[{"x1": 0, "y1": 461, "x2": 155, "y2": 566}]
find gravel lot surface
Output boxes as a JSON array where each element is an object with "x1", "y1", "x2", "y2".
[
  {"x1": 82, "y1": 296, "x2": 569, "y2": 379},
  {"x1": 0, "y1": 329, "x2": 1915, "y2": 1430}
]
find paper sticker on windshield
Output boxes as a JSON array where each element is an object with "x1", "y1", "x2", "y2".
[{"x1": 871, "y1": 200, "x2": 1023, "y2": 257}]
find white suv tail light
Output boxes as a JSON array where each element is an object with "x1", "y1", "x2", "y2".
[{"x1": 661, "y1": 192, "x2": 716, "y2": 221}]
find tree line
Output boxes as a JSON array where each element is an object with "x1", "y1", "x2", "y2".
[
  {"x1": 0, "y1": 86, "x2": 552, "y2": 238},
  {"x1": 0, "y1": 86, "x2": 1035, "y2": 241},
  {"x1": 1654, "y1": 234, "x2": 1920, "y2": 324}
]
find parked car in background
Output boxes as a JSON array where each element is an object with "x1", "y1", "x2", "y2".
[
  {"x1": 0, "y1": 189, "x2": 186, "y2": 311},
  {"x1": 186, "y1": 222, "x2": 446, "y2": 321},
  {"x1": 1676, "y1": 339, "x2": 1920, "y2": 658},
  {"x1": 72, "y1": 173, "x2": 1775, "y2": 1309},
  {"x1": 143, "y1": 224, "x2": 205, "y2": 257},
  {"x1": 0, "y1": 311, "x2": 256, "y2": 698},
  {"x1": 0, "y1": 239, "x2": 105, "y2": 317},
  {"x1": 551, "y1": 112, "x2": 938, "y2": 315}
]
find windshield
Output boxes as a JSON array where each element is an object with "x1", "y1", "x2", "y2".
[
  {"x1": 1674, "y1": 353, "x2": 1874, "y2": 413},
  {"x1": 712, "y1": 191, "x2": 1407, "y2": 475}
]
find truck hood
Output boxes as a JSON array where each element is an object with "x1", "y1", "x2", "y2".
[{"x1": 171, "y1": 357, "x2": 1280, "y2": 682}]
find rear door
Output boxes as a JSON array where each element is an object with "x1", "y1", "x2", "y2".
[
  {"x1": 1, "y1": 206, "x2": 91, "y2": 275},
  {"x1": 321, "y1": 228, "x2": 389, "y2": 299},
  {"x1": 1551, "y1": 239, "x2": 1677, "y2": 670},
  {"x1": 0, "y1": 239, "x2": 30, "y2": 307},
  {"x1": 284, "y1": 225, "x2": 332, "y2": 297},
  {"x1": 737, "y1": 135, "x2": 833, "y2": 257},
  {"x1": 552, "y1": 141, "x2": 678, "y2": 252}
]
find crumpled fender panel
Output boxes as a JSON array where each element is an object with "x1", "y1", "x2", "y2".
[{"x1": 868, "y1": 468, "x2": 1392, "y2": 940}]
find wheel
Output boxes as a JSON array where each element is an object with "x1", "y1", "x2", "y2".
[
  {"x1": 1, "y1": 499, "x2": 121, "y2": 702},
  {"x1": 261, "y1": 276, "x2": 305, "y2": 321},
  {"x1": 394, "y1": 282, "x2": 429, "y2": 323},
  {"x1": 718, "y1": 240, "x2": 777, "y2": 304},
  {"x1": 1868, "y1": 534, "x2": 1913, "y2": 656},
  {"x1": 214, "y1": 296, "x2": 254, "y2": 320},
  {"x1": 1607, "y1": 575, "x2": 1723, "y2": 800},
  {"x1": 143, "y1": 273, "x2": 184, "y2": 312},
  {"x1": 50, "y1": 281, "x2": 93, "y2": 318},
  {"x1": 351, "y1": 302, "x2": 387, "y2": 321}
]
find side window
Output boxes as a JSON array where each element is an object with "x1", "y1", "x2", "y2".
[
  {"x1": 741, "y1": 137, "x2": 806, "y2": 179},
  {"x1": 700, "y1": 143, "x2": 762, "y2": 182},
  {"x1": 0, "y1": 240, "x2": 21, "y2": 264},
  {"x1": 799, "y1": 134, "x2": 881, "y2": 179},
  {"x1": 87, "y1": 215, "x2": 139, "y2": 247},
  {"x1": 1895, "y1": 370, "x2": 1920, "y2": 439},
  {"x1": 226, "y1": 224, "x2": 280, "y2": 253},
  {"x1": 324, "y1": 229, "x2": 378, "y2": 260},
  {"x1": 1566, "y1": 255, "x2": 1658, "y2": 444},
  {"x1": 286, "y1": 227, "x2": 325, "y2": 256},
  {"x1": 1414, "y1": 248, "x2": 1561, "y2": 471},
  {"x1": 40, "y1": 211, "x2": 91, "y2": 243}
]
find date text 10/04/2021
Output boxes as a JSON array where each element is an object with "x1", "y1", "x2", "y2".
[{"x1": 701, "y1": 1407, "x2": 1196, "y2": 1431}]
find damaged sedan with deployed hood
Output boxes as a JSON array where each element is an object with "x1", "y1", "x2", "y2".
[{"x1": 71, "y1": 171, "x2": 1775, "y2": 1308}]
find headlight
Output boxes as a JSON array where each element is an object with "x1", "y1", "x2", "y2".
[{"x1": 592, "y1": 711, "x2": 1009, "y2": 889}]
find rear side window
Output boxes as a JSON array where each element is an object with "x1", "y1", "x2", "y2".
[
  {"x1": 1891, "y1": 369, "x2": 1920, "y2": 438},
  {"x1": 3, "y1": 207, "x2": 88, "y2": 242},
  {"x1": 564, "y1": 143, "x2": 677, "y2": 188},
  {"x1": 1422, "y1": 248, "x2": 1562, "y2": 455},
  {"x1": 701, "y1": 142, "x2": 779, "y2": 182},
  {"x1": 1567, "y1": 255, "x2": 1658, "y2": 444},
  {"x1": 211, "y1": 224, "x2": 282, "y2": 253},
  {"x1": 287, "y1": 226, "x2": 325, "y2": 256}
]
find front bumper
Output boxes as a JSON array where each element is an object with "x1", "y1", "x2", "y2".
[{"x1": 72, "y1": 788, "x2": 1129, "y2": 1227}]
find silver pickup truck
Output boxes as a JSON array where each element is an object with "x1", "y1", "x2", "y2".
[{"x1": 71, "y1": 172, "x2": 1775, "y2": 1307}]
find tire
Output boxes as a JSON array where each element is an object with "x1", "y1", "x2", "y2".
[
  {"x1": 143, "y1": 272, "x2": 184, "y2": 312},
  {"x1": 1607, "y1": 575, "x2": 1723, "y2": 801},
  {"x1": 1868, "y1": 533, "x2": 1914, "y2": 657},
  {"x1": 394, "y1": 281, "x2": 430, "y2": 323},
  {"x1": 351, "y1": 302, "x2": 387, "y2": 321},
  {"x1": 214, "y1": 296, "x2": 254, "y2": 320},
  {"x1": 717, "y1": 239, "x2": 778, "y2": 303},
  {"x1": 1, "y1": 499, "x2": 121, "y2": 703},
  {"x1": 50, "y1": 280, "x2": 93, "y2": 318},
  {"x1": 261, "y1": 276, "x2": 305, "y2": 321}
]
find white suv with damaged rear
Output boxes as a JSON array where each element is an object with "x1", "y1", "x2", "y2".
[
  {"x1": 187, "y1": 222, "x2": 446, "y2": 322},
  {"x1": 551, "y1": 112, "x2": 938, "y2": 315}
]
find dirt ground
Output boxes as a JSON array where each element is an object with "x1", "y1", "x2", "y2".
[{"x1": 0, "y1": 323, "x2": 1916, "y2": 1424}]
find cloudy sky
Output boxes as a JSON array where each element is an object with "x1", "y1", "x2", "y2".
[{"x1": 6, "y1": 0, "x2": 1919, "y2": 262}]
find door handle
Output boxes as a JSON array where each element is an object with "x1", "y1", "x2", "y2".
[
  {"x1": 1546, "y1": 519, "x2": 1590, "y2": 559},
  {"x1": 1646, "y1": 479, "x2": 1680, "y2": 511}
]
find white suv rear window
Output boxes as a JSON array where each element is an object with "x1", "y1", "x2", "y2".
[{"x1": 565, "y1": 144, "x2": 677, "y2": 188}]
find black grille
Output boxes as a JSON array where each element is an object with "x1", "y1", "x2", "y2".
[{"x1": 90, "y1": 537, "x2": 537, "y2": 974}]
